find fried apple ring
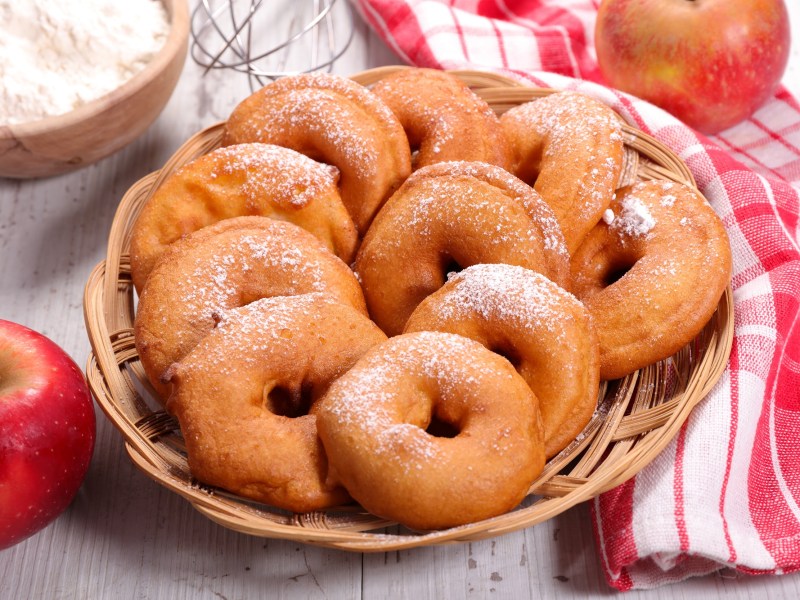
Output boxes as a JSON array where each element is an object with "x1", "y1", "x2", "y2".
[
  {"x1": 354, "y1": 161, "x2": 569, "y2": 335},
  {"x1": 129, "y1": 143, "x2": 358, "y2": 292},
  {"x1": 316, "y1": 331, "x2": 545, "y2": 530},
  {"x1": 501, "y1": 91, "x2": 625, "y2": 253},
  {"x1": 222, "y1": 73, "x2": 412, "y2": 233},
  {"x1": 371, "y1": 67, "x2": 511, "y2": 171},
  {"x1": 134, "y1": 216, "x2": 367, "y2": 403},
  {"x1": 167, "y1": 294, "x2": 387, "y2": 513},
  {"x1": 404, "y1": 264, "x2": 599, "y2": 458},
  {"x1": 570, "y1": 180, "x2": 732, "y2": 380}
]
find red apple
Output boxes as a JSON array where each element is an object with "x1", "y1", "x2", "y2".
[
  {"x1": 0, "y1": 320, "x2": 95, "y2": 550},
  {"x1": 595, "y1": 0, "x2": 791, "y2": 134}
]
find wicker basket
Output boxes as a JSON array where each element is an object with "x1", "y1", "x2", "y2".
[{"x1": 83, "y1": 67, "x2": 734, "y2": 551}]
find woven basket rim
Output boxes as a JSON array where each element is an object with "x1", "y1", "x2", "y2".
[{"x1": 83, "y1": 67, "x2": 733, "y2": 551}]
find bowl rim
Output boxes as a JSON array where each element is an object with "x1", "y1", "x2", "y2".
[{"x1": 2, "y1": 0, "x2": 190, "y2": 136}]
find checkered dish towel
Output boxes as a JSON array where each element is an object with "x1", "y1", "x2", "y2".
[{"x1": 354, "y1": 0, "x2": 800, "y2": 590}]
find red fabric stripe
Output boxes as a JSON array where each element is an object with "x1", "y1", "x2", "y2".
[
  {"x1": 720, "y1": 342, "x2": 740, "y2": 564},
  {"x1": 749, "y1": 263, "x2": 800, "y2": 568},
  {"x1": 358, "y1": 0, "x2": 443, "y2": 69},
  {"x1": 673, "y1": 421, "x2": 690, "y2": 553},
  {"x1": 596, "y1": 477, "x2": 638, "y2": 589}
]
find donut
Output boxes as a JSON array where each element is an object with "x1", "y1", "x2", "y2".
[
  {"x1": 370, "y1": 68, "x2": 511, "y2": 171},
  {"x1": 500, "y1": 91, "x2": 625, "y2": 253},
  {"x1": 570, "y1": 179, "x2": 732, "y2": 380},
  {"x1": 222, "y1": 73, "x2": 412, "y2": 233},
  {"x1": 404, "y1": 264, "x2": 599, "y2": 459},
  {"x1": 129, "y1": 143, "x2": 359, "y2": 292},
  {"x1": 166, "y1": 294, "x2": 388, "y2": 513},
  {"x1": 354, "y1": 161, "x2": 569, "y2": 335},
  {"x1": 134, "y1": 216, "x2": 367, "y2": 403},
  {"x1": 315, "y1": 331, "x2": 545, "y2": 530}
]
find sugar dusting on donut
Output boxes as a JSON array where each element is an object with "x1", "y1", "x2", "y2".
[
  {"x1": 370, "y1": 68, "x2": 511, "y2": 170},
  {"x1": 320, "y1": 331, "x2": 522, "y2": 471},
  {"x1": 202, "y1": 144, "x2": 341, "y2": 209},
  {"x1": 197, "y1": 294, "x2": 330, "y2": 372},
  {"x1": 267, "y1": 90, "x2": 377, "y2": 179},
  {"x1": 401, "y1": 168, "x2": 566, "y2": 256},
  {"x1": 293, "y1": 72, "x2": 402, "y2": 127},
  {"x1": 500, "y1": 91, "x2": 625, "y2": 253},
  {"x1": 403, "y1": 180, "x2": 540, "y2": 246},
  {"x1": 569, "y1": 179, "x2": 731, "y2": 379},
  {"x1": 437, "y1": 161, "x2": 568, "y2": 257},
  {"x1": 434, "y1": 264, "x2": 577, "y2": 340},
  {"x1": 175, "y1": 233, "x2": 331, "y2": 321},
  {"x1": 515, "y1": 93, "x2": 623, "y2": 218},
  {"x1": 611, "y1": 192, "x2": 657, "y2": 238}
]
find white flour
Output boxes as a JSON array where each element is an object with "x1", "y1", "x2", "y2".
[{"x1": 0, "y1": 0, "x2": 170, "y2": 125}]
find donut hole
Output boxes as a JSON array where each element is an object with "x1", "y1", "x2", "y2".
[
  {"x1": 441, "y1": 256, "x2": 464, "y2": 280},
  {"x1": 604, "y1": 265, "x2": 630, "y2": 287},
  {"x1": 490, "y1": 343, "x2": 522, "y2": 369},
  {"x1": 602, "y1": 258, "x2": 636, "y2": 288},
  {"x1": 425, "y1": 413, "x2": 460, "y2": 439},
  {"x1": 264, "y1": 382, "x2": 314, "y2": 418}
]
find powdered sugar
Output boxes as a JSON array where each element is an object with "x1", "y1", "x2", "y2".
[
  {"x1": 612, "y1": 194, "x2": 656, "y2": 237},
  {"x1": 414, "y1": 264, "x2": 580, "y2": 342},
  {"x1": 320, "y1": 331, "x2": 522, "y2": 466},
  {"x1": 206, "y1": 144, "x2": 340, "y2": 209}
]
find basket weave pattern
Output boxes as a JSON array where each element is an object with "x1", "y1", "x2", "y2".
[{"x1": 83, "y1": 67, "x2": 734, "y2": 551}]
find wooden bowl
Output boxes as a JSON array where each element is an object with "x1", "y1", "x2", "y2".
[{"x1": 0, "y1": 0, "x2": 189, "y2": 179}]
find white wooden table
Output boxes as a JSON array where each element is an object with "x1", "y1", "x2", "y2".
[{"x1": 2, "y1": 3, "x2": 800, "y2": 598}]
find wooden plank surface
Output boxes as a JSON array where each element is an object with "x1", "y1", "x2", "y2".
[{"x1": 2, "y1": 2, "x2": 800, "y2": 598}]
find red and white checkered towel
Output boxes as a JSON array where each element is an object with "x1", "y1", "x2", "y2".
[{"x1": 354, "y1": 0, "x2": 800, "y2": 590}]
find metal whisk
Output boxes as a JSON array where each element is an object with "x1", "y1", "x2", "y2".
[{"x1": 190, "y1": 0, "x2": 355, "y2": 91}]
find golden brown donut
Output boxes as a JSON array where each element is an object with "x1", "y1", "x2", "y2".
[
  {"x1": 500, "y1": 91, "x2": 625, "y2": 254},
  {"x1": 222, "y1": 73, "x2": 412, "y2": 233},
  {"x1": 404, "y1": 264, "x2": 599, "y2": 458},
  {"x1": 167, "y1": 294, "x2": 388, "y2": 513},
  {"x1": 570, "y1": 180, "x2": 732, "y2": 380},
  {"x1": 371, "y1": 67, "x2": 511, "y2": 171},
  {"x1": 315, "y1": 331, "x2": 545, "y2": 530},
  {"x1": 134, "y1": 216, "x2": 367, "y2": 403},
  {"x1": 129, "y1": 143, "x2": 358, "y2": 292},
  {"x1": 354, "y1": 161, "x2": 569, "y2": 335}
]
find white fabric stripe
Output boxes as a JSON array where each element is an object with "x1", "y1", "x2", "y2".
[
  {"x1": 724, "y1": 370, "x2": 778, "y2": 570},
  {"x1": 591, "y1": 496, "x2": 613, "y2": 578},
  {"x1": 416, "y1": 3, "x2": 465, "y2": 62},
  {"x1": 680, "y1": 378, "x2": 738, "y2": 565},
  {"x1": 735, "y1": 323, "x2": 779, "y2": 340},
  {"x1": 678, "y1": 143, "x2": 709, "y2": 163},
  {"x1": 699, "y1": 175, "x2": 735, "y2": 218},
  {"x1": 734, "y1": 271, "x2": 776, "y2": 304},
  {"x1": 629, "y1": 437, "x2": 679, "y2": 562},
  {"x1": 702, "y1": 175, "x2": 766, "y2": 282}
]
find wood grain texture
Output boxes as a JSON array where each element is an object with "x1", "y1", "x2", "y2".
[{"x1": 2, "y1": 2, "x2": 800, "y2": 598}]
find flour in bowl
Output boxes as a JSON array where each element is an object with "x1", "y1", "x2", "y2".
[{"x1": 0, "y1": 0, "x2": 170, "y2": 125}]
